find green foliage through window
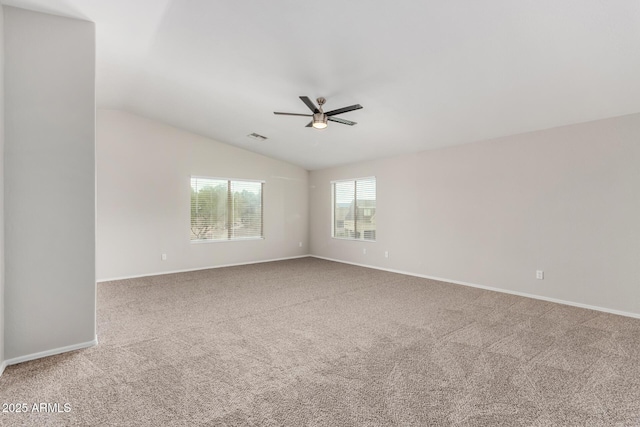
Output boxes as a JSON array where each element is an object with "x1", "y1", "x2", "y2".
[{"x1": 191, "y1": 177, "x2": 263, "y2": 241}]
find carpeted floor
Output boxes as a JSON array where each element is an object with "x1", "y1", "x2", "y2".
[{"x1": 1, "y1": 257, "x2": 640, "y2": 426}]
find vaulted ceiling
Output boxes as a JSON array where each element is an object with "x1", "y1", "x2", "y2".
[{"x1": 4, "y1": 0, "x2": 640, "y2": 169}]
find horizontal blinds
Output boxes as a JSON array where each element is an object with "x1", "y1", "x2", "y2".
[
  {"x1": 190, "y1": 177, "x2": 263, "y2": 241},
  {"x1": 332, "y1": 177, "x2": 376, "y2": 241},
  {"x1": 230, "y1": 180, "x2": 263, "y2": 239},
  {"x1": 191, "y1": 177, "x2": 228, "y2": 241}
]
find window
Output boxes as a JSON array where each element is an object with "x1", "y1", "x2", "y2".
[
  {"x1": 190, "y1": 177, "x2": 263, "y2": 241},
  {"x1": 332, "y1": 177, "x2": 376, "y2": 241}
]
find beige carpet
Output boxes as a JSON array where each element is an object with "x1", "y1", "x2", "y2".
[{"x1": 1, "y1": 257, "x2": 640, "y2": 426}]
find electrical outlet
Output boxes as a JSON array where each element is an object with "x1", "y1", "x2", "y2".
[
  {"x1": 299, "y1": 242, "x2": 303, "y2": 248},
  {"x1": 384, "y1": 251, "x2": 389, "y2": 258},
  {"x1": 536, "y1": 270, "x2": 544, "y2": 280},
  {"x1": 161, "y1": 254, "x2": 167, "y2": 261},
  {"x1": 363, "y1": 248, "x2": 367, "y2": 255}
]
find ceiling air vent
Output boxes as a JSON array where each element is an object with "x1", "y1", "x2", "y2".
[{"x1": 247, "y1": 133, "x2": 268, "y2": 141}]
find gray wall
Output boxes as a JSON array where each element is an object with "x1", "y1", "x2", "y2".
[
  {"x1": 4, "y1": 7, "x2": 96, "y2": 361},
  {"x1": 310, "y1": 113, "x2": 640, "y2": 316},
  {"x1": 97, "y1": 109, "x2": 308, "y2": 281},
  {"x1": 0, "y1": 5, "x2": 5, "y2": 372}
]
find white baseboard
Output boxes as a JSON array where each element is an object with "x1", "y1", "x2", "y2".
[
  {"x1": 98, "y1": 254, "x2": 312, "y2": 282},
  {"x1": 3, "y1": 336, "x2": 98, "y2": 368},
  {"x1": 0, "y1": 360, "x2": 6, "y2": 377},
  {"x1": 311, "y1": 255, "x2": 640, "y2": 320}
]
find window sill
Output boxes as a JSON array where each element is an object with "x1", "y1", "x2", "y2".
[
  {"x1": 190, "y1": 237, "x2": 265, "y2": 244},
  {"x1": 331, "y1": 237, "x2": 376, "y2": 243}
]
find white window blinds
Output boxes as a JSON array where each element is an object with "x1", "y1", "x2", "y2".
[
  {"x1": 191, "y1": 177, "x2": 263, "y2": 241},
  {"x1": 229, "y1": 180, "x2": 263, "y2": 239},
  {"x1": 332, "y1": 177, "x2": 376, "y2": 241}
]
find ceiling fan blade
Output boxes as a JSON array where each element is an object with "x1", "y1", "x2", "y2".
[
  {"x1": 305, "y1": 121, "x2": 313, "y2": 127},
  {"x1": 328, "y1": 116, "x2": 357, "y2": 126},
  {"x1": 299, "y1": 96, "x2": 319, "y2": 113},
  {"x1": 325, "y1": 104, "x2": 362, "y2": 116},
  {"x1": 274, "y1": 112, "x2": 313, "y2": 117}
]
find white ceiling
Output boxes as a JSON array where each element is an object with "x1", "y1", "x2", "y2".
[{"x1": 4, "y1": 0, "x2": 640, "y2": 170}]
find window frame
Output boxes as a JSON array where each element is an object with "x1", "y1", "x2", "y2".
[
  {"x1": 190, "y1": 175, "x2": 265, "y2": 243},
  {"x1": 331, "y1": 176, "x2": 376, "y2": 242}
]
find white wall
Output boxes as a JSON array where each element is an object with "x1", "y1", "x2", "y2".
[
  {"x1": 0, "y1": 5, "x2": 5, "y2": 374},
  {"x1": 97, "y1": 109, "x2": 308, "y2": 281},
  {"x1": 4, "y1": 7, "x2": 96, "y2": 361},
  {"x1": 310, "y1": 113, "x2": 640, "y2": 316}
]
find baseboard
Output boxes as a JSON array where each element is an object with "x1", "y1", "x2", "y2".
[
  {"x1": 98, "y1": 254, "x2": 312, "y2": 282},
  {"x1": 4, "y1": 336, "x2": 98, "y2": 367},
  {"x1": 0, "y1": 360, "x2": 6, "y2": 377},
  {"x1": 311, "y1": 255, "x2": 640, "y2": 320}
]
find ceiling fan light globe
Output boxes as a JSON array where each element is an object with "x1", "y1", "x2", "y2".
[{"x1": 312, "y1": 113, "x2": 328, "y2": 129}]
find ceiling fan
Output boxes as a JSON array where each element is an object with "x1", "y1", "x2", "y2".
[{"x1": 274, "y1": 96, "x2": 363, "y2": 129}]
